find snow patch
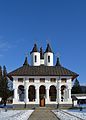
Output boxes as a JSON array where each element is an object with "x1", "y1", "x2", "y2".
[
  {"x1": 52, "y1": 109, "x2": 86, "y2": 120},
  {"x1": 0, "y1": 109, "x2": 34, "y2": 120}
]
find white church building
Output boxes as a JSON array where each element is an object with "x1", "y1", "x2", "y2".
[{"x1": 8, "y1": 43, "x2": 78, "y2": 108}]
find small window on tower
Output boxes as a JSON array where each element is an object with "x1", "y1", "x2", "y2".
[
  {"x1": 35, "y1": 55, "x2": 37, "y2": 62},
  {"x1": 48, "y1": 56, "x2": 50, "y2": 62}
]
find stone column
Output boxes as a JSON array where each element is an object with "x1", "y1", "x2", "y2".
[
  {"x1": 36, "y1": 86, "x2": 39, "y2": 104},
  {"x1": 46, "y1": 87, "x2": 50, "y2": 104}
]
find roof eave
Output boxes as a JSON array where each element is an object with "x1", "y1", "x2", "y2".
[{"x1": 72, "y1": 74, "x2": 79, "y2": 81}]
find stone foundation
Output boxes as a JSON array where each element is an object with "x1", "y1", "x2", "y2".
[
  {"x1": 13, "y1": 104, "x2": 39, "y2": 109},
  {"x1": 59, "y1": 104, "x2": 72, "y2": 108},
  {"x1": 13, "y1": 103, "x2": 72, "y2": 109}
]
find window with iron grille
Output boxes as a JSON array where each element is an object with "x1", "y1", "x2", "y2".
[
  {"x1": 61, "y1": 78, "x2": 67, "y2": 83},
  {"x1": 29, "y1": 78, "x2": 34, "y2": 82},
  {"x1": 18, "y1": 78, "x2": 23, "y2": 82},
  {"x1": 40, "y1": 78, "x2": 45, "y2": 82},
  {"x1": 50, "y1": 78, "x2": 56, "y2": 82}
]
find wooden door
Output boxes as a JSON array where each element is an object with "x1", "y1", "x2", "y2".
[{"x1": 40, "y1": 98, "x2": 45, "y2": 107}]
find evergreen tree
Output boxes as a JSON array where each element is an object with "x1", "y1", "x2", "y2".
[
  {"x1": 0, "y1": 66, "x2": 2, "y2": 97},
  {"x1": 0, "y1": 66, "x2": 13, "y2": 106},
  {"x1": 0, "y1": 66, "x2": 2, "y2": 77},
  {"x1": 72, "y1": 78, "x2": 82, "y2": 94}
]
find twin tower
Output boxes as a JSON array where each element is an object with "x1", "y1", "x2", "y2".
[{"x1": 30, "y1": 43, "x2": 53, "y2": 66}]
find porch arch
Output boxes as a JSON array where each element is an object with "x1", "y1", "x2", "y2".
[
  {"x1": 61, "y1": 85, "x2": 67, "y2": 102},
  {"x1": 18, "y1": 85, "x2": 24, "y2": 101},
  {"x1": 49, "y1": 85, "x2": 57, "y2": 101},
  {"x1": 28, "y1": 85, "x2": 36, "y2": 101}
]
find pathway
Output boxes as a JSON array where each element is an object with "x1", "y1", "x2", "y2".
[{"x1": 28, "y1": 108, "x2": 59, "y2": 120}]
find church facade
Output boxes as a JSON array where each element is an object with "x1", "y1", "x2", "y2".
[{"x1": 8, "y1": 44, "x2": 78, "y2": 108}]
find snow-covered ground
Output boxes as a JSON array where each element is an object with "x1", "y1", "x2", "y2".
[
  {"x1": 64, "y1": 109, "x2": 86, "y2": 120},
  {"x1": 0, "y1": 109, "x2": 34, "y2": 120},
  {"x1": 78, "y1": 104, "x2": 86, "y2": 107},
  {"x1": 53, "y1": 108, "x2": 86, "y2": 120}
]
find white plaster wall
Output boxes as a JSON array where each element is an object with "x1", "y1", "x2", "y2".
[
  {"x1": 40, "y1": 59, "x2": 44, "y2": 65},
  {"x1": 31, "y1": 52, "x2": 40, "y2": 66},
  {"x1": 44, "y1": 52, "x2": 53, "y2": 66},
  {"x1": 56, "y1": 77, "x2": 73, "y2": 104},
  {"x1": 12, "y1": 76, "x2": 73, "y2": 105}
]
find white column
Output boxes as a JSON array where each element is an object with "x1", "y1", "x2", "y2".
[
  {"x1": 57, "y1": 79, "x2": 61, "y2": 103},
  {"x1": 68, "y1": 89, "x2": 71, "y2": 99},
  {"x1": 24, "y1": 88, "x2": 28, "y2": 103},
  {"x1": 67, "y1": 78, "x2": 72, "y2": 101},
  {"x1": 58, "y1": 88, "x2": 61, "y2": 102},
  {"x1": 13, "y1": 79, "x2": 18, "y2": 103},
  {"x1": 14, "y1": 88, "x2": 18, "y2": 102},
  {"x1": 46, "y1": 87, "x2": 50, "y2": 104},
  {"x1": 24, "y1": 80, "x2": 29, "y2": 103},
  {"x1": 64, "y1": 89, "x2": 67, "y2": 101},
  {"x1": 36, "y1": 86, "x2": 39, "y2": 104}
]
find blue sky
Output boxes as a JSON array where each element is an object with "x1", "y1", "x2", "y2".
[{"x1": 0, "y1": 0, "x2": 86, "y2": 84}]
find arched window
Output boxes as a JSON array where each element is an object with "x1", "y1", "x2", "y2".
[
  {"x1": 39, "y1": 85, "x2": 46, "y2": 99},
  {"x1": 49, "y1": 85, "x2": 57, "y2": 101},
  {"x1": 28, "y1": 85, "x2": 36, "y2": 101},
  {"x1": 48, "y1": 56, "x2": 50, "y2": 62},
  {"x1": 18, "y1": 85, "x2": 24, "y2": 101},
  {"x1": 35, "y1": 55, "x2": 37, "y2": 62}
]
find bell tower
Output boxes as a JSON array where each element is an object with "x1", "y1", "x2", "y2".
[
  {"x1": 30, "y1": 43, "x2": 40, "y2": 66},
  {"x1": 44, "y1": 43, "x2": 53, "y2": 66}
]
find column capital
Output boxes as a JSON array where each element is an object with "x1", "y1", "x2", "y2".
[
  {"x1": 68, "y1": 88, "x2": 71, "y2": 90},
  {"x1": 24, "y1": 85, "x2": 28, "y2": 89},
  {"x1": 57, "y1": 86, "x2": 61, "y2": 89},
  {"x1": 46, "y1": 86, "x2": 49, "y2": 90},
  {"x1": 13, "y1": 83, "x2": 18, "y2": 89},
  {"x1": 67, "y1": 86, "x2": 71, "y2": 89},
  {"x1": 24, "y1": 80, "x2": 29, "y2": 84},
  {"x1": 58, "y1": 80, "x2": 61, "y2": 83},
  {"x1": 35, "y1": 86, "x2": 39, "y2": 90}
]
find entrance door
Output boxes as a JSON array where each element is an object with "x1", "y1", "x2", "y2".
[
  {"x1": 39, "y1": 85, "x2": 46, "y2": 107},
  {"x1": 40, "y1": 98, "x2": 45, "y2": 107}
]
